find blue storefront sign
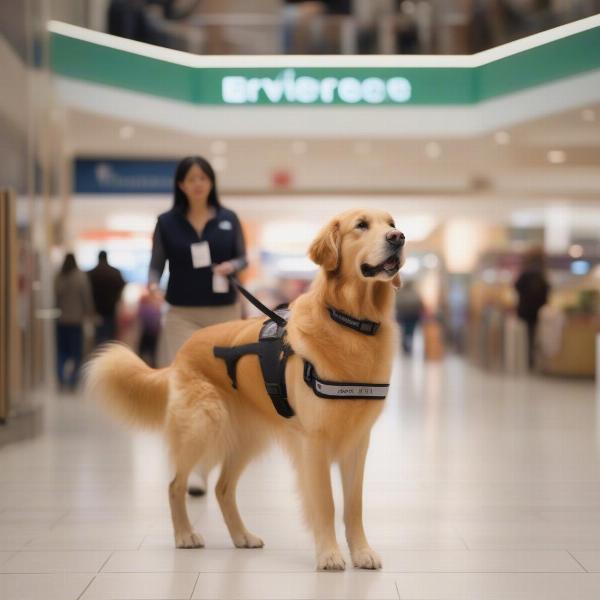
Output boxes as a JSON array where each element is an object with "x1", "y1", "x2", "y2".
[{"x1": 75, "y1": 159, "x2": 178, "y2": 194}]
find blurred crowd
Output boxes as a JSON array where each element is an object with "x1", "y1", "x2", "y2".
[{"x1": 106, "y1": 0, "x2": 600, "y2": 55}]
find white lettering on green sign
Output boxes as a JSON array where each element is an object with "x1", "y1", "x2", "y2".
[{"x1": 222, "y1": 69, "x2": 411, "y2": 105}]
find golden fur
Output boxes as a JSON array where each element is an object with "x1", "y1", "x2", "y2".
[{"x1": 85, "y1": 208, "x2": 403, "y2": 570}]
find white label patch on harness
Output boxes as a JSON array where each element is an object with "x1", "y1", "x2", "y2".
[
  {"x1": 315, "y1": 381, "x2": 387, "y2": 398},
  {"x1": 219, "y1": 220, "x2": 233, "y2": 230}
]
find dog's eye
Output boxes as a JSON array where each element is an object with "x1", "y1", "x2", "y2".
[
  {"x1": 389, "y1": 221, "x2": 396, "y2": 228},
  {"x1": 355, "y1": 220, "x2": 369, "y2": 230}
]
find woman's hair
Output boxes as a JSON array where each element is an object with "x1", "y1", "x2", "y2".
[
  {"x1": 60, "y1": 253, "x2": 78, "y2": 275},
  {"x1": 172, "y1": 156, "x2": 220, "y2": 213}
]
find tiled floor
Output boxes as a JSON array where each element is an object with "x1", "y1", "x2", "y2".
[{"x1": 1, "y1": 355, "x2": 600, "y2": 599}]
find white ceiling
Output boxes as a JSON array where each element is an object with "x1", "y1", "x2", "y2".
[{"x1": 61, "y1": 99, "x2": 600, "y2": 197}]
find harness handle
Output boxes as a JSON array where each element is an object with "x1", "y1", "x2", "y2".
[{"x1": 228, "y1": 275, "x2": 288, "y2": 327}]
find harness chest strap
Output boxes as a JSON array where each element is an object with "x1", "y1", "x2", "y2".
[{"x1": 213, "y1": 279, "x2": 390, "y2": 419}]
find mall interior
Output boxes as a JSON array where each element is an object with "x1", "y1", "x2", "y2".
[{"x1": 2, "y1": 1, "x2": 600, "y2": 598}]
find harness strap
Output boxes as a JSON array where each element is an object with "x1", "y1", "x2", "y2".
[
  {"x1": 303, "y1": 360, "x2": 389, "y2": 400},
  {"x1": 327, "y1": 307, "x2": 380, "y2": 336},
  {"x1": 259, "y1": 340, "x2": 295, "y2": 418},
  {"x1": 213, "y1": 344, "x2": 260, "y2": 389}
]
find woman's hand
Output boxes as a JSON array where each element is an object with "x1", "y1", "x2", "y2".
[{"x1": 213, "y1": 261, "x2": 235, "y2": 276}]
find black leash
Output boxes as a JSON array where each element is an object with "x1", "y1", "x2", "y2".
[{"x1": 228, "y1": 275, "x2": 287, "y2": 327}]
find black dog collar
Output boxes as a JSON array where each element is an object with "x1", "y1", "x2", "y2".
[{"x1": 328, "y1": 308, "x2": 380, "y2": 336}]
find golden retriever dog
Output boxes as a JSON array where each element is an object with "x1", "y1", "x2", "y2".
[{"x1": 86, "y1": 208, "x2": 404, "y2": 571}]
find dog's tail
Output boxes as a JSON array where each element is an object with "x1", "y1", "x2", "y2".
[{"x1": 84, "y1": 343, "x2": 169, "y2": 429}]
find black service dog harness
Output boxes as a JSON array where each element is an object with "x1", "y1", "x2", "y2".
[{"x1": 213, "y1": 278, "x2": 390, "y2": 419}]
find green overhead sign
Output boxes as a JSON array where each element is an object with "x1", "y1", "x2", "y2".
[
  {"x1": 221, "y1": 69, "x2": 412, "y2": 104},
  {"x1": 49, "y1": 18, "x2": 600, "y2": 107}
]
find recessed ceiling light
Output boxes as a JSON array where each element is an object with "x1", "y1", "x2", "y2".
[
  {"x1": 291, "y1": 141, "x2": 307, "y2": 155},
  {"x1": 425, "y1": 141, "x2": 442, "y2": 159},
  {"x1": 494, "y1": 131, "x2": 511, "y2": 145},
  {"x1": 581, "y1": 109, "x2": 596, "y2": 122},
  {"x1": 569, "y1": 244, "x2": 583, "y2": 258},
  {"x1": 210, "y1": 140, "x2": 228, "y2": 155},
  {"x1": 212, "y1": 156, "x2": 228, "y2": 172},
  {"x1": 547, "y1": 150, "x2": 566, "y2": 164},
  {"x1": 119, "y1": 125, "x2": 135, "y2": 140}
]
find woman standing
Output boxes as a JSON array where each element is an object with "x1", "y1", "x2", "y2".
[
  {"x1": 149, "y1": 156, "x2": 248, "y2": 494},
  {"x1": 55, "y1": 253, "x2": 95, "y2": 391}
]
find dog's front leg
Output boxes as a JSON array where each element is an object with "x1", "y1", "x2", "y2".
[
  {"x1": 299, "y1": 441, "x2": 345, "y2": 571},
  {"x1": 340, "y1": 433, "x2": 381, "y2": 569}
]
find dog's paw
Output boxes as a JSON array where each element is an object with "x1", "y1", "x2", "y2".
[
  {"x1": 233, "y1": 531, "x2": 264, "y2": 549},
  {"x1": 317, "y1": 549, "x2": 346, "y2": 571},
  {"x1": 352, "y1": 547, "x2": 382, "y2": 570},
  {"x1": 175, "y1": 531, "x2": 205, "y2": 549}
]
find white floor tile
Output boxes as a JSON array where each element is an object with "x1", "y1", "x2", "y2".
[
  {"x1": 103, "y1": 549, "x2": 316, "y2": 573},
  {"x1": 0, "y1": 573, "x2": 94, "y2": 600},
  {"x1": 570, "y1": 551, "x2": 600, "y2": 572},
  {"x1": 381, "y1": 549, "x2": 583, "y2": 573},
  {"x1": 191, "y1": 572, "x2": 400, "y2": 599},
  {"x1": 25, "y1": 532, "x2": 144, "y2": 551},
  {"x1": 0, "y1": 533, "x2": 37, "y2": 551},
  {"x1": 80, "y1": 572, "x2": 198, "y2": 599},
  {"x1": 0, "y1": 552, "x2": 15, "y2": 567},
  {"x1": 1, "y1": 550, "x2": 111, "y2": 573},
  {"x1": 394, "y1": 573, "x2": 600, "y2": 599}
]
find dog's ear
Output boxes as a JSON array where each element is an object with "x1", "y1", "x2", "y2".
[
  {"x1": 309, "y1": 220, "x2": 341, "y2": 271},
  {"x1": 392, "y1": 273, "x2": 402, "y2": 288}
]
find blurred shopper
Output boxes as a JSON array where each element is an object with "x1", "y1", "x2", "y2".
[
  {"x1": 107, "y1": 0, "x2": 200, "y2": 48},
  {"x1": 149, "y1": 155, "x2": 247, "y2": 495},
  {"x1": 54, "y1": 253, "x2": 95, "y2": 391},
  {"x1": 515, "y1": 247, "x2": 550, "y2": 369},
  {"x1": 88, "y1": 250, "x2": 126, "y2": 346},
  {"x1": 282, "y1": 0, "x2": 325, "y2": 53},
  {"x1": 395, "y1": 280, "x2": 424, "y2": 355},
  {"x1": 137, "y1": 289, "x2": 162, "y2": 368}
]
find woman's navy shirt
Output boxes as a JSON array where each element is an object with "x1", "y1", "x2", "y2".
[{"x1": 149, "y1": 206, "x2": 247, "y2": 307}]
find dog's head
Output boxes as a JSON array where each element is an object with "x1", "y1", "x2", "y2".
[{"x1": 309, "y1": 209, "x2": 405, "y2": 287}]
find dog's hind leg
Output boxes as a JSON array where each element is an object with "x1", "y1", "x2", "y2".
[
  {"x1": 216, "y1": 442, "x2": 265, "y2": 549},
  {"x1": 165, "y1": 379, "x2": 228, "y2": 549},
  {"x1": 339, "y1": 432, "x2": 381, "y2": 570}
]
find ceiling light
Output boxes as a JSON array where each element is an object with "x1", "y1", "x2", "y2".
[
  {"x1": 494, "y1": 131, "x2": 511, "y2": 145},
  {"x1": 547, "y1": 150, "x2": 566, "y2": 164},
  {"x1": 210, "y1": 140, "x2": 227, "y2": 155},
  {"x1": 424, "y1": 142, "x2": 441, "y2": 159},
  {"x1": 291, "y1": 141, "x2": 307, "y2": 155},
  {"x1": 569, "y1": 244, "x2": 583, "y2": 258},
  {"x1": 119, "y1": 125, "x2": 135, "y2": 140},
  {"x1": 581, "y1": 109, "x2": 596, "y2": 122},
  {"x1": 212, "y1": 156, "x2": 228, "y2": 172}
]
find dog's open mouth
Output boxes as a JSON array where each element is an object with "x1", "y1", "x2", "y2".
[{"x1": 361, "y1": 253, "x2": 401, "y2": 278}]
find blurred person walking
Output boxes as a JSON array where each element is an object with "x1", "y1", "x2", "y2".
[
  {"x1": 395, "y1": 279, "x2": 424, "y2": 355},
  {"x1": 137, "y1": 288, "x2": 162, "y2": 368},
  {"x1": 515, "y1": 247, "x2": 550, "y2": 369},
  {"x1": 55, "y1": 253, "x2": 95, "y2": 391},
  {"x1": 149, "y1": 155, "x2": 247, "y2": 495},
  {"x1": 88, "y1": 250, "x2": 126, "y2": 346}
]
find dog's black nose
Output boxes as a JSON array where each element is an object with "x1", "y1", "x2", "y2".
[{"x1": 386, "y1": 230, "x2": 405, "y2": 248}]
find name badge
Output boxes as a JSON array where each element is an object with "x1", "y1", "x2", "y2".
[
  {"x1": 212, "y1": 273, "x2": 229, "y2": 293},
  {"x1": 190, "y1": 242, "x2": 211, "y2": 269}
]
